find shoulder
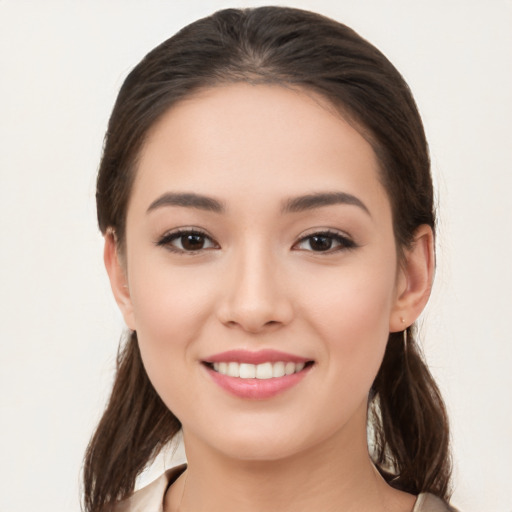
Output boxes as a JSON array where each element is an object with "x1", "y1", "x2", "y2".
[
  {"x1": 112, "y1": 464, "x2": 187, "y2": 512},
  {"x1": 413, "y1": 493, "x2": 460, "y2": 512}
]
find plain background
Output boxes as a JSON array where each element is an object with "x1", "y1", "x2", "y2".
[{"x1": 1, "y1": 1, "x2": 511, "y2": 510}]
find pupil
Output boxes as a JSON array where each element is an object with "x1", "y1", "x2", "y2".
[
  {"x1": 182, "y1": 234, "x2": 204, "y2": 250},
  {"x1": 310, "y1": 235, "x2": 332, "y2": 251}
]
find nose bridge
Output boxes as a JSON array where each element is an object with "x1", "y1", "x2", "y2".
[
  {"x1": 220, "y1": 238, "x2": 292, "y2": 332},
  {"x1": 235, "y1": 241, "x2": 275, "y2": 302}
]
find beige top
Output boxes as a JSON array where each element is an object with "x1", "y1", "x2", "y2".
[{"x1": 114, "y1": 465, "x2": 458, "y2": 512}]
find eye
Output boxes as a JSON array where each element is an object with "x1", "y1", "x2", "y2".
[
  {"x1": 293, "y1": 230, "x2": 356, "y2": 253},
  {"x1": 156, "y1": 229, "x2": 219, "y2": 253}
]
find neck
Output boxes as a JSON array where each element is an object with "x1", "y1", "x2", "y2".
[{"x1": 166, "y1": 405, "x2": 415, "y2": 512}]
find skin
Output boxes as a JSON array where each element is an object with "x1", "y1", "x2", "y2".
[{"x1": 105, "y1": 83, "x2": 434, "y2": 512}]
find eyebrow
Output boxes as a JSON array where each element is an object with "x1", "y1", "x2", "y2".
[
  {"x1": 146, "y1": 191, "x2": 370, "y2": 217},
  {"x1": 147, "y1": 192, "x2": 225, "y2": 214},
  {"x1": 282, "y1": 192, "x2": 371, "y2": 216}
]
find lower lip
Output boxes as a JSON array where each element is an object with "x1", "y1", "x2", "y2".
[{"x1": 205, "y1": 364, "x2": 312, "y2": 400}]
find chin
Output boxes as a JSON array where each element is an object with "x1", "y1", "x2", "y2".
[
  {"x1": 184, "y1": 412, "x2": 352, "y2": 465},
  {"x1": 215, "y1": 435, "x2": 308, "y2": 463}
]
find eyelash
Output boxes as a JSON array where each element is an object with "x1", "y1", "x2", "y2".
[
  {"x1": 292, "y1": 230, "x2": 357, "y2": 253},
  {"x1": 156, "y1": 228, "x2": 357, "y2": 254},
  {"x1": 156, "y1": 228, "x2": 219, "y2": 254}
]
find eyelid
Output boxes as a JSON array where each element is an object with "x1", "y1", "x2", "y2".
[
  {"x1": 155, "y1": 227, "x2": 220, "y2": 253},
  {"x1": 292, "y1": 228, "x2": 357, "y2": 252}
]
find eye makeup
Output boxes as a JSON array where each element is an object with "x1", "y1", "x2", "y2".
[
  {"x1": 293, "y1": 229, "x2": 357, "y2": 253},
  {"x1": 156, "y1": 227, "x2": 219, "y2": 254}
]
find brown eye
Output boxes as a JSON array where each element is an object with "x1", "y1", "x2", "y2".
[
  {"x1": 308, "y1": 235, "x2": 333, "y2": 251},
  {"x1": 180, "y1": 233, "x2": 207, "y2": 251},
  {"x1": 294, "y1": 231, "x2": 356, "y2": 253},
  {"x1": 157, "y1": 230, "x2": 218, "y2": 253}
]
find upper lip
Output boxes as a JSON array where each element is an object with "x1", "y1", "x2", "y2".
[{"x1": 203, "y1": 349, "x2": 311, "y2": 365}]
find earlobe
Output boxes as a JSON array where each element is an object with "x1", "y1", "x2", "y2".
[
  {"x1": 389, "y1": 225, "x2": 435, "y2": 332},
  {"x1": 103, "y1": 230, "x2": 136, "y2": 330}
]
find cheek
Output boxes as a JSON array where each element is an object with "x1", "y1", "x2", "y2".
[
  {"x1": 129, "y1": 251, "x2": 218, "y2": 330},
  {"x1": 302, "y1": 262, "x2": 396, "y2": 385},
  {"x1": 305, "y1": 260, "x2": 396, "y2": 330},
  {"x1": 126, "y1": 261, "x2": 218, "y2": 392}
]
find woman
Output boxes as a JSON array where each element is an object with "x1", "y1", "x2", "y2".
[{"x1": 84, "y1": 6, "x2": 456, "y2": 512}]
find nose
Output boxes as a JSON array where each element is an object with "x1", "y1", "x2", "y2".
[{"x1": 217, "y1": 245, "x2": 294, "y2": 334}]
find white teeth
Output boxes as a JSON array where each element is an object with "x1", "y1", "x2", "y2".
[
  {"x1": 212, "y1": 361, "x2": 307, "y2": 379},
  {"x1": 239, "y1": 363, "x2": 256, "y2": 378},
  {"x1": 255, "y1": 362, "x2": 273, "y2": 379},
  {"x1": 272, "y1": 361, "x2": 285, "y2": 378},
  {"x1": 285, "y1": 362, "x2": 296, "y2": 375},
  {"x1": 227, "y1": 362, "x2": 240, "y2": 378}
]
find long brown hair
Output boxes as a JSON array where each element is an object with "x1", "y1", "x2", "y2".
[{"x1": 84, "y1": 7, "x2": 451, "y2": 511}]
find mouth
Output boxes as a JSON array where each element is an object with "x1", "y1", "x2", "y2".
[
  {"x1": 204, "y1": 360, "x2": 313, "y2": 379},
  {"x1": 202, "y1": 350, "x2": 315, "y2": 399}
]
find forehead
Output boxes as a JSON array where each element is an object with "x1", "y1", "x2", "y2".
[{"x1": 131, "y1": 83, "x2": 389, "y2": 217}]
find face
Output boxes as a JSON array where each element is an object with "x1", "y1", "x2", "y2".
[{"x1": 109, "y1": 83, "x2": 416, "y2": 462}]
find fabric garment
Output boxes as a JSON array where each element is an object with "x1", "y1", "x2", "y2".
[{"x1": 113, "y1": 464, "x2": 458, "y2": 512}]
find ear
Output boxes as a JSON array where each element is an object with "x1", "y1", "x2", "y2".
[
  {"x1": 103, "y1": 230, "x2": 136, "y2": 331},
  {"x1": 389, "y1": 225, "x2": 435, "y2": 332}
]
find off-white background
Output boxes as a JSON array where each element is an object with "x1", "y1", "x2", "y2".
[{"x1": 1, "y1": 1, "x2": 511, "y2": 511}]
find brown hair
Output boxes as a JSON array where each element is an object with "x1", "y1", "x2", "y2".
[{"x1": 84, "y1": 6, "x2": 451, "y2": 511}]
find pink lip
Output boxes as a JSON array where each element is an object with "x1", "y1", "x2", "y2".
[
  {"x1": 205, "y1": 365, "x2": 312, "y2": 400},
  {"x1": 203, "y1": 349, "x2": 310, "y2": 365},
  {"x1": 202, "y1": 350, "x2": 314, "y2": 400}
]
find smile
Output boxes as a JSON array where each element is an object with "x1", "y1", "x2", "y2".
[
  {"x1": 203, "y1": 350, "x2": 314, "y2": 399},
  {"x1": 212, "y1": 361, "x2": 306, "y2": 379}
]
